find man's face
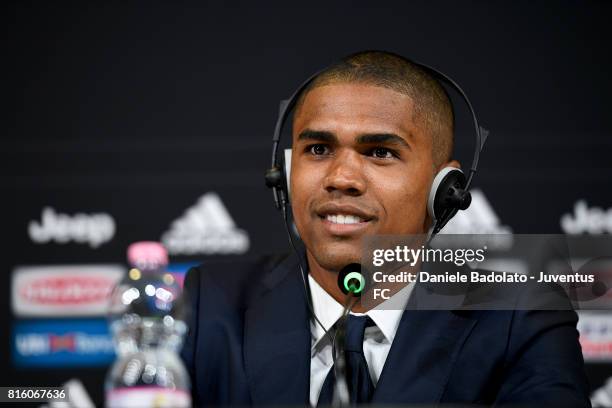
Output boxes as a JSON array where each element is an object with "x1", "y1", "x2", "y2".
[{"x1": 291, "y1": 82, "x2": 440, "y2": 271}]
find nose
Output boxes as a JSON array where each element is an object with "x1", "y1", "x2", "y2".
[{"x1": 323, "y1": 149, "x2": 367, "y2": 196}]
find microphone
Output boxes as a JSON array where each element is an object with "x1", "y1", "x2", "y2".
[
  {"x1": 332, "y1": 263, "x2": 366, "y2": 407},
  {"x1": 337, "y1": 263, "x2": 367, "y2": 296}
]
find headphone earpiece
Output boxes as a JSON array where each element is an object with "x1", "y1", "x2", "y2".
[
  {"x1": 427, "y1": 167, "x2": 472, "y2": 226},
  {"x1": 264, "y1": 166, "x2": 283, "y2": 210},
  {"x1": 264, "y1": 167, "x2": 282, "y2": 189},
  {"x1": 283, "y1": 149, "x2": 292, "y2": 199},
  {"x1": 265, "y1": 149, "x2": 293, "y2": 210}
]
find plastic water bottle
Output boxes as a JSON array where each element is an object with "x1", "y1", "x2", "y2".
[{"x1": 105, "y1": 242, "x2": 191, "y2": 408}]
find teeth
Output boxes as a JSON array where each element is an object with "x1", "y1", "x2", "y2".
[{"x1": 325, "y1": 214, "x2": 364, "y2": 224}]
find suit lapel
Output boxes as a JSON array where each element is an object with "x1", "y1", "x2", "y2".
[
  {"x1": 244, "y1": 255, "x2": 311, "y2": 406},
  {"x1": 372, "y1": 281, "x2": 477, "y2": 405}
]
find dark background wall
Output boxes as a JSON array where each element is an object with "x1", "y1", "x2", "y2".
[{"x1": 3, "y1": 1, "x2": 612, "y2": 405}]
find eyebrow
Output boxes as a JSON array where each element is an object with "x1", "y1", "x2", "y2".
[
  {"x1": 297, "y1": 129, "x2": 411, "y2": 149},
  {"x1": 297, "y1": 130, "x2": 337, "y2": 144},
  {"x1": 356, "y1": 133, "x2": 411, "y2": 149}
]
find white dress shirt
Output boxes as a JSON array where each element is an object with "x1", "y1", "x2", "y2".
[{"x1": 308, "y1": 274, "x2": 415, "y2": 406}]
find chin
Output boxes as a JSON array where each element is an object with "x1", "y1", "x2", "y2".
[{"x1": 309, "y1": 241, "x2": 362, "y2": 272}]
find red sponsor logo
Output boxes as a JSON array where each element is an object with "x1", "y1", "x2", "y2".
[
  {"x1": 49, "y1": 334, "x2": 76, "y2": 352},
  {"x1": 580, "y1": 337, "x2": 612, "y2": 358},
  {"x1": 19, "y1": 276, "x2": 114, "y2": 305}
]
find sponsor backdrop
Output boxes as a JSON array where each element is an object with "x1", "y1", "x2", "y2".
[{"x1": 5, "y1": 1, "x2": 612, "y2": 405}]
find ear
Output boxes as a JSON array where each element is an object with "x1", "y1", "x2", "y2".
[{"x1": 437, "y1": 159, "x2": 461, "y2": 172}]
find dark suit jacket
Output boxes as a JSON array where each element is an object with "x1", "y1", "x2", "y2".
[{"x1": 180, "y1": 254, "x2": 591, "y2": 407}]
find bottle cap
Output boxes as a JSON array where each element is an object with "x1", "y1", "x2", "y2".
[{"x1": 127, "y1": 241, "x2": 168, "y2": 269}]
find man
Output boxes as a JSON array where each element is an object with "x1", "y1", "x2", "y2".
[{"x1": 180, "y1": 51, "x2": 591, "y2": 407}]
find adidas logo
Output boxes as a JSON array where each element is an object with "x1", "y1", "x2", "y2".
[
  {"x1": 591, "y1": 377, "x2": 612, "y2": 407},
  {"x1": 161, "y1": 193, "x2": 250, "y2": 255},
  {"x1": 438, "y1": 189, "x2": 513, "y2": 250},
  {"x1": 28, "y1": 207, "x2": 115, "y2": 248},
  {"x1": 442, "y1": 189, "x2": 512, "y2": 235},
  {"x1": 561, "y1": 200, "x2": 612, "y2": 234}
]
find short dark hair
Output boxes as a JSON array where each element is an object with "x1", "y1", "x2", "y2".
[{"x1": 294, "y1": 51, "x2": 454, "y2": 166}]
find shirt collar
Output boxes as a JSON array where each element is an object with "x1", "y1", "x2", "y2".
[{"x1": 308, "y1": 274, "x2": 414, "y2": 351}]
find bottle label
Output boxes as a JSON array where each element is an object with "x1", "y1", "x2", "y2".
[{"x1": 106, "y1": 387, "x2": 190, "y2": 408}]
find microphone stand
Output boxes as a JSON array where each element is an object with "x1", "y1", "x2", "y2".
[{"x1": 331, "y1": 291, "x2": 360, "y2": 407}]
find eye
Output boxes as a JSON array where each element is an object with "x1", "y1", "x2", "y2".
[
  {"x1": 308, "y1": 144, "x2": 330, "y2": 156},
  {"x1": 370, "y1": 147, "x2": 395, "y2": 159}
]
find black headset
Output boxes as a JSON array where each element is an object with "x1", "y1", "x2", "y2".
[{"x1": 265, "y1": 51, "x2": 489, "y2": 236}]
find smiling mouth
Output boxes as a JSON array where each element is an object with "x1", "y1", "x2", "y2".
[
  {"x1": 321, "y1": 214, "x2": 368, "y2": 225},
  {"x1": 314, "y1": 203, "x2": 376, "y2": 235},
  {"x1": 316, "y1": 213, "x2": 374, "y2": 237}
]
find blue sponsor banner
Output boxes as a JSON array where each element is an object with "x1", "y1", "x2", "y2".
[{"x1": 12, "y1": 319, "x2": 115, "y2": 367}]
